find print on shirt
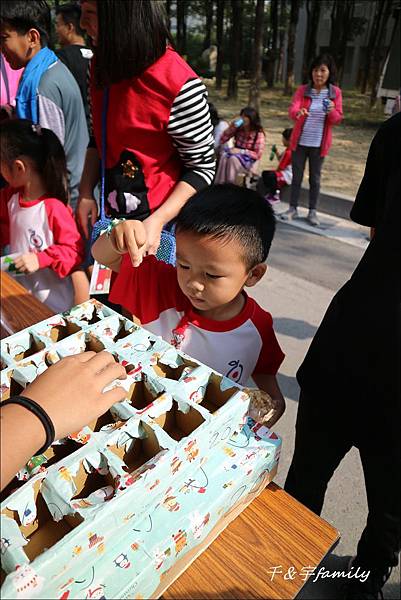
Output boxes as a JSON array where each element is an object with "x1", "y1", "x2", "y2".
[
  {"x1": 226, "y1": 360, "x2": 244, "y2": 382},
  {"x1": 29, "y1": 229, "x2": 44, "y2": 250},
  {"x1": 105, "y1": 150, "x2": 150, "y2": 220}
]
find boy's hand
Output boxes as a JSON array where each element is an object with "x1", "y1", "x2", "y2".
[
  {"x1": 14, "y1": 253, "x2": 40, "y2": 274},
  {"x1": 143, "y1": 213, "x2": 164, "y2": 256},
  {"x1": 110, "y1": 220, "x2": 147, "y2": 267},
  {"x1": 250, "y1": 373, "x2": 286, "y2": 428}
]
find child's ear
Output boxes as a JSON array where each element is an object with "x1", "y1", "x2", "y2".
[
  {"x1": 245, "y1": 263, "x2": 267, "y2": 288},
  {"x1": 14, "y1": 159, "x2": 27, "y2": 175}
]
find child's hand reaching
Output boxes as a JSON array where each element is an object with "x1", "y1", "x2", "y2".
[
  {"x1": 110, "y1": 220, "x2": 147, "y2": 267},
  {"x1": 14, "y1": 252, "x2": 40, "y2": 274}
]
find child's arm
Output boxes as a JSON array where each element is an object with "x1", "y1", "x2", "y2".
[
  {"x1": 251, "y1": 373, "x2": 285, "y2": 427},
  {"x1": 91, "y1": 220, "x2": 147, "y2": 272}
]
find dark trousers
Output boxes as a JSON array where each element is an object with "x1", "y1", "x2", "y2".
[
  {"x1": 285, "y1": 391, "x2": 400, "y2": 573},
  {"x1": 290, "y1": 146, "x2": 324, "y2": 210}
]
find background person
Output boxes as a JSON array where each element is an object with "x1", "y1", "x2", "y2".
[
  {"x1": 214, "y1": 106, "x2": 266, "y2": 185},
  {"x1": 55, "y1": 2, "x2": 93, "y2": 133},
  {"x1": 1, "y1": 351, "x2": 126, "y2": 491},
  {"x1": 0, "y1": 119, "x2": 84, "y2": 311},
  {"x1": 281, "y1": 54, "x2": 343, "y2": 226},
  {"x1": 0, "y1": 0, "x2": 89, "y2": 211},
  {"x1": 208, "y1": 102, "x2": 229, "y2": 154},
  {"x1": 285, "y1": 113, "x2": 400, "y2": 600},
  {"x1": 260, "y1": 127, "x2": 293, "y2": 204},
  {"x1": 77, "y1": 0, "x2": 215, "y2": 262}
]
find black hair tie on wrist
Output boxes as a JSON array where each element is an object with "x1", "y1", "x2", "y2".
[{"x1": 2, "y1": 396, "x2": 55, "y2": 455}]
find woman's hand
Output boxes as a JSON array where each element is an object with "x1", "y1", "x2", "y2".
[
  {"x1": 296, "y1": 107, "x2": 309, "y2": 119},
  {"x1": 326, "y1": 100, "x2": 335, "y2": 113},
  {"x1": 14, "y1": 253, "x2": 40, "y2": 274},
  {"x1": 23, "y1": 352, "x2": 127, "y2": 442},
  {"x1": 143, "y1": 213, "x2": 165, "y2": 256},
  {"x1": 110, "y1": 220, "x2": 147, "y2": 267},
  {"x1": 77, "y1": 196, "x2": 98, "y2": 239}
]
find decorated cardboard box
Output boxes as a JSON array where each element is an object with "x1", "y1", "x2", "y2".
[{"x1": 0, "y1": 300, "x2": 281, "y2": 599}]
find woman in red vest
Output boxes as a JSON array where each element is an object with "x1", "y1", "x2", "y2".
[{"x1": 77, "y1": 0, "x2": 215, "y2": 257}]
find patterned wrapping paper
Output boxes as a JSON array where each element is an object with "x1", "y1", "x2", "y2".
[{"x1": 0, "y1": 300, "x2": 282, "y2": 600}]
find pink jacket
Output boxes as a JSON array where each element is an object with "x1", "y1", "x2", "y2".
[{"x1": 288, "y1": 84, "x2": 343, "y2": 157}]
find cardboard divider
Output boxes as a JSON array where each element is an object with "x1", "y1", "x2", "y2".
[
  {"x1": 152, "y1": 357, "x2": 199, "y2": 381},
  {"x1": 109, "y1": 423, "x2": 163, "y2": 472},
  {"x1": 125, "y1": 375, "x2": 159, "y2": 411},
  {"x1": 153, "y1": 403, "x2": 205, "y2": 442},
  {"x1": 0, "y1": 372, "x2": 24, "y2": 401},
  {"x1": 84, "y1": 333, "x2": 106, "y2": 353},
  {"x1": 1, "y1": 481, "x2": 82, "y2": 562},
  {"x1": 112, "y1": 320, "x2": 135, "y2": 343},
  {"x1": 91, "y1": 410, "x2": 121, "y2": 432},
  {"x1": 12, "y1": 335, "x2": 45, "y2": 362},
  {"x1": 199, "y1": 373, "x2": 238, "y2": 413},
  {"x1": 46, "y1": 321, "x2": 81, "y2": 343}
]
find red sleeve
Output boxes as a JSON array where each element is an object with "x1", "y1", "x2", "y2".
[
  {"x1": 327, "y1": 86, "x2": 343, "y2": 125},
  {"x1": 0, "y1": 186, "x2": 15, "y2": 249},
  {"x1": 36, "y1": 199, "x2": 84, "y2": 277},
  {"x1": 278, "y1": 148, "x2": 292, "y2": 171},
  {"x1": 109, "y1": 254, "x2": 187, "y2": 324},
  {"x1": 288, "y1": 85, "x2": 305, "y2": 121},
  {"x1": 250, "y1": 303, "x2": 285, "y2": 375}
]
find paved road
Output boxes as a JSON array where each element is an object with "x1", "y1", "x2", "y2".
[{"x1": 248, "y1": 221, "x2": 400, "y2": 599}]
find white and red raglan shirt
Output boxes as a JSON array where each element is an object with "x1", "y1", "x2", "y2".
[
  {"x1": 110, "y1": 255, "x2": 285, "y2": 385},
  {"x1": 2, "y1": 189, "x2": 84, "y2": 313}
]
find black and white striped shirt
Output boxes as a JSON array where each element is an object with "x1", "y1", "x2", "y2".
[{"x1": 168, "y1": 77, "x2": 215, "y2": 189}]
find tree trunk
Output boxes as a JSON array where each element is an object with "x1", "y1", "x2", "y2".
[
  {"x1": 284, "y1": 0, "x2": 300, "y2": 95},
  {"x1": 249, "y1": 0, "x2": 265, "y2": 111},
  {"x1": 227, "y1": 0, "x2": 242, "y2": 99},
  {"x1": 215, "y1": 0, "x2": 225, "y2": 90},
  {"x1": 360, "y1": 0, "x2": 384, "y2": 94},
  {"x1": 202, "y1": 0, "x2": 214, "y2": 51},
  {"x1": 165, "y1": 0, "x2": 172, "y2": 30},
  {"x1": 329, "y1": 0, "x2": 352, "y2": 83},
  {"x1": 276, "y1": 0, "x2": 287, "y2": 84},
  {"x1": 266, "y1": 0, "x2": 279, "y2": 88},
  {"x1": 369, "y1": 0, "x2": 397, "y2": 107},
  {"x1": 302, "y1": 0, "x2": 321, "y2": 82},
  {"x1": 176, "y1": 0, "x2": 187, "y2": 56}
]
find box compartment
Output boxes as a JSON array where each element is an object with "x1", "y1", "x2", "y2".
[
  {"x1": 109, "y1": 423, "x2": 163, "y2": 472},
  {"x1": 45, "y1": 321, "x2": 81, "y2": 343},
  {"x1": 153, "y1": 403, "x2": 205, "y2": 442},
  {"x1": 6, "y1": 334, "x2": 45, "y2": 362},
  {"x1": 151, "y1": 357, "x2": 199, "y2": 381},
  {"x1": 199, "y1": 373, "x2": 238, "y2": 414}
]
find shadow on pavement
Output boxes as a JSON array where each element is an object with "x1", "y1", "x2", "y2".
[
  {"x1": 274, "y1": 317, "x2": 318, "y2": 340},
  {"x1": 277, "y1": 372, "x2": 300, "y2": 403}
]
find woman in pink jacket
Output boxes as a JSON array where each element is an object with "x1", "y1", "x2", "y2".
[{"x1": 280, "y1": 54, "x2": 343, "y2": 226}]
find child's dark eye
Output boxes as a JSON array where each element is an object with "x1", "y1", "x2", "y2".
[
  {"x1": 206, "y1": 273, "x2": 223, "y2": 279},
  {"x1": 178, "y1": 263, "x2": 190, "y2": 270}
]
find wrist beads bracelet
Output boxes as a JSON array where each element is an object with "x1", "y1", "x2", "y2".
[{"x1": 2, "y1": 396, "x2": 55, "y2": 454}]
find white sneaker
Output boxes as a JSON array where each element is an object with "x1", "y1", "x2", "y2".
[
  {"x1": 279, "y1": 207, "x2": 298, "y2": 221},
  {"x1": 307, "y1": 209, "x2": 320, "y2": 226}
]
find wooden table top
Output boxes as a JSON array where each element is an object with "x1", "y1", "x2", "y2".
[
  {"x1": 0, "y1": 271, "x2": 54, "y2": 338},
  {"x1": 0, "y1": 271, "x2": 340, "y2": 599}
]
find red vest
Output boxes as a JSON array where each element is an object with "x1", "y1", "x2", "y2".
[{"x1": 91, "y1": 48, "x2": 198, "y2": 219}]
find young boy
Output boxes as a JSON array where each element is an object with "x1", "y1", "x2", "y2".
[
  {"x1": 92, "y1": 184, "x2": 285, "y2": 426},
  {"x1": 261, "y1": 128, "x2": 293, "y2": 204}
]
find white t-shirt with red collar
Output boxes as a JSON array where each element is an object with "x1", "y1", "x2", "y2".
[
  {"x1": 3, "y1": 190, "x2": 84, "y2": 313},
  {"x1": 109, "y1": 255, "x2": 285, "y2": 385}
]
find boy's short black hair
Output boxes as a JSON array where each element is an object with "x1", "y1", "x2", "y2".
[
  {"x1": 0, "y1": 0, "x2": 51, "y2": 47},
  {"x1": 282, "y1": 128, "x2": 293, "y2": 140},
  {"x1": 56, "y1": 3, "x2": 85, "y2": 38},
  {"x1": 175, "y1": 184, "x2": 276, "y2": 269}
]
